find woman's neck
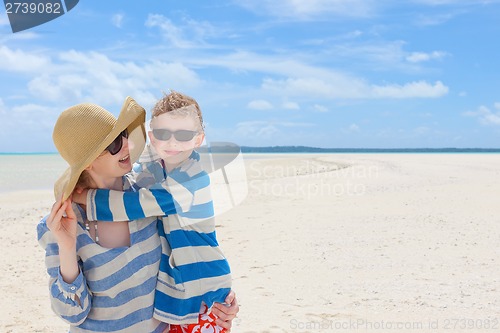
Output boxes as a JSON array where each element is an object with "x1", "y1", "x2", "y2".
[
  {"x1": 87, "y1": 171, "x2": 123, "y2": 191},
  {"x1": 97, "y1": 177, "x2": 123, "y2": 191}
]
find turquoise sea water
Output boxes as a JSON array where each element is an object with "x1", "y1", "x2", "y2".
[
  {"x1": 0, "y1": 154, "x2": 67, "y2": 193},
  {"x1": 240, "y1": 147, "x2": 500, "y2": 153},
  {"x1": 1, "y1": 150, "x2": 499, "y2": 193}
]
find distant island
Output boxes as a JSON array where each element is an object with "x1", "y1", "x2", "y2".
[{"x1": 240, "y1": 146, "x2": 500, "y2": 153}]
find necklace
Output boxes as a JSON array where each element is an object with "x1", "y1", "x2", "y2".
[{"x1": 85, "y1": 220, "x2": 99, "y2": 244}]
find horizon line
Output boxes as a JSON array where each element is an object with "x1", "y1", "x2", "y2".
[{"x1": 2, "y1": 146, "x2": 500, "y2": 155}]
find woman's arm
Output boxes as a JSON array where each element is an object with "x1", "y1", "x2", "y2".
[
  {"x1": 37, "y1": 200, "x2": 92, "y2": 325},
  {"x1": 46, "y1": 200, "x2": 79, "y2": 282}
]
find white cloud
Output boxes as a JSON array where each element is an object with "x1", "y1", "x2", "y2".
[
  {"x1": 406, "y1": 51, "x2": 447, "y2": 63},
  {"x1": 313, "y1": 104, "x2": 328, "y2": 113},
  {"x1": 0, "y1": 46, "x2": 50, "y2": 72},
  {"x1": 280, "y1": 122, "x2": 315, "y2": 127},
  {"x1": 411, "y1": 0, "x2": 497, "y2": 5},
  {"x1": 282, "y1": 101, "x2": 300, "y2": 110},
  {"x1": 371, "y1": 81, "x2": 448, "y2": 98},
  {"x1": 145, "y1": 14, "x2": 216, "y2": 48},
  {"x1": 28, "y1": 74, "x2": 89, "y2": 102},
  {"x1": 236, "y1": 121, "x2": 279, "y2": 139},
  {"x1": 464, "y1": 105, "x2": 500, "y2": 126},
  {"x1": 0, "y1": 12, "x2": 9, "y2": 26},
  {"x1": 192, "y1": 51, "x2": 347, "y2": 81},
  {"x1": 187, "y1": 49, "x2": 451, "y2": 100},
  {"x1": 413, "y1": 126, "x2": 430, "y2": 135},
  {"x1": 247, "y1": 99, "x2": 273, "y2": 110},
  {"x1": 326, "y1": 40, "x2": 450, "y2": 72},
  {"x1": 263, "y1": 77, "x2": 448, "y2": 99},
  {"x1": 206, "y1": 120, "x2": 327, "y2": 147},
  {"x1": 25, "y1": 50, "x2": 202, "y2": 107},
  {"x1": 112, "y1": 14, "x2": 124, "y2": 28},
  {"x1": 349, "y1": 123, "x2": 360, "y2": 132},
  {"x1": 0, "y1": 30, "x2": 40, "y2": 46},
  {"x1": 340, "y1": 123, "x2": 360, "y2": 134},
  {"x1": 235, "y1": 0, "x2": 378, "y2": 19},
  {"x1": 146, "y1": 14, "x2": 188, "y2": 48},
  {"x1": 414, "y1": 12, "x2": 459, "y2": 26},
  {"x1": 262, "y1": 77, "x2": 364, "y2": 99},
  {"x1": 1, "y1": 102, "x2": 59, "y2": 152}
]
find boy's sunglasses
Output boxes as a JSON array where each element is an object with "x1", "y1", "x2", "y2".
[
  {"x1": 105, "y1": 130, "x2": 128, "y2": 155},
  {"x1": 152, "y1": 129, "x2": 198, "y2": 142}
]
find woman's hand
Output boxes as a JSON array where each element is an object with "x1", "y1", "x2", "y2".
[
  {"x1": 47, "y1": 198, "x2": 78, "y2": 251},
  {"x1": 212, "y1": 290, "x2": 240, "y2": 332},
  {"x1": 47, "y1": 198, "x2": 81, "y2": 283}
]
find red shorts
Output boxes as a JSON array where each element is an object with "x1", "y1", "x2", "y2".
[{"x1": 169, "y1": 311, "x2": 226, "y2": 333}]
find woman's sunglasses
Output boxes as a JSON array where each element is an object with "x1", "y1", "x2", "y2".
[
  {"x1": 152, "y1": 129, "x2": 198, "y2": 142},
  {"x1": 105, "y1": 130, "x2": 128, "y2": 155}
]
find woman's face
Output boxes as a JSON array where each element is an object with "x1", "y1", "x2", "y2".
[{"x1": 87, "y1": 133, "x2": 133, "y2": 185}]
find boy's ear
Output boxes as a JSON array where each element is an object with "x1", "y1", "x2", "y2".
[
  {"x1": 147, "y1": 131, "x2": 154, "y2": 143},
  {"x1": 195, "y1": 132, "x2": 205, "y2": 147}
]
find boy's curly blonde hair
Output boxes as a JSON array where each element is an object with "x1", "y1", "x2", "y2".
[{"x1": 151, "y1": 90, "x2": 204, "y2": 132}]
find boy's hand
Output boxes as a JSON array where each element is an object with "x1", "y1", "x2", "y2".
[
  {"x1": 72, "y1": 187, "x2": 88, "y2": 205},
  {"x1": 212, "y1": 290, "x2": 239, "y2": 332}
]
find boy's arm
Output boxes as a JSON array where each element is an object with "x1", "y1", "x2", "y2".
[{"x1": 85, "y1": 176, "x2": 196, "y2": 222}]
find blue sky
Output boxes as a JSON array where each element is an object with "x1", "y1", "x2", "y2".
[{"x1": 1, "y1": 0, "x2": 500, "y2": 152}]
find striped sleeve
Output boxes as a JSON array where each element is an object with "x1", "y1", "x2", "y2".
[
  {"x1": 86, "y1": 187, "x2": 181, "y2": 221},
  {"x1": 37, "y1": 217, "x2": 92, "y2": 325}
]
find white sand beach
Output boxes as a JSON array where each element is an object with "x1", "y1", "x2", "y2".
[{"x1": 1, "y1": 153, "x2": 499, "y2": 332}]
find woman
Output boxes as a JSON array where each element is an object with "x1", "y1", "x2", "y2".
[{"x1": 37, "y1": 97, "x2": 238, "y2": 332}]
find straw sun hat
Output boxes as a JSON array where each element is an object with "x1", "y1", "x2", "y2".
[{"x1": 53, "y1": 96, "x2": 146, "y2": 200}]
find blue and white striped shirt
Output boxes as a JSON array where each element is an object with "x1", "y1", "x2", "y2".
[
  {"x1": 85, "y1": 148, "x2": 232, "y2": 325},
  {"x1": 37, "y1": 204, "x2": 168, "y2": 333}
]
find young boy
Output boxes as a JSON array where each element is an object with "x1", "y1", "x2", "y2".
[{"x1": 79, "y1": 91, "x2": 231, "y2": 332}]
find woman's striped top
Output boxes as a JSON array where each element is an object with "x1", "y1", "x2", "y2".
[{"x1": 37, "y1": 204, "x2": 168, "y2": 333}]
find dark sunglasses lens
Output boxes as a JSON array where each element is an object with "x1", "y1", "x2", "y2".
[
  {"x1": 106, "y1": 130, "x2": 127, "y2": 155},
  {"x1": 175, "y1": 130, "x2": 197, "y2": 142},
  {"x1": 152, "y1": 129, "x2": 197, "y2": 141},
  {"x1": 153, "y1": 129, "x2": 172, "y2": 141}
]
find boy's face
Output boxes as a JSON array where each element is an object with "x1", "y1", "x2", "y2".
[{"x1": 148, "y1": 112, "x2": 204, "y2": 168}]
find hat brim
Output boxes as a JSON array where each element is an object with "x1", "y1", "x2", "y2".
[{"x1": 54, "y1": 97, "x2": 146, "y2": 200}]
